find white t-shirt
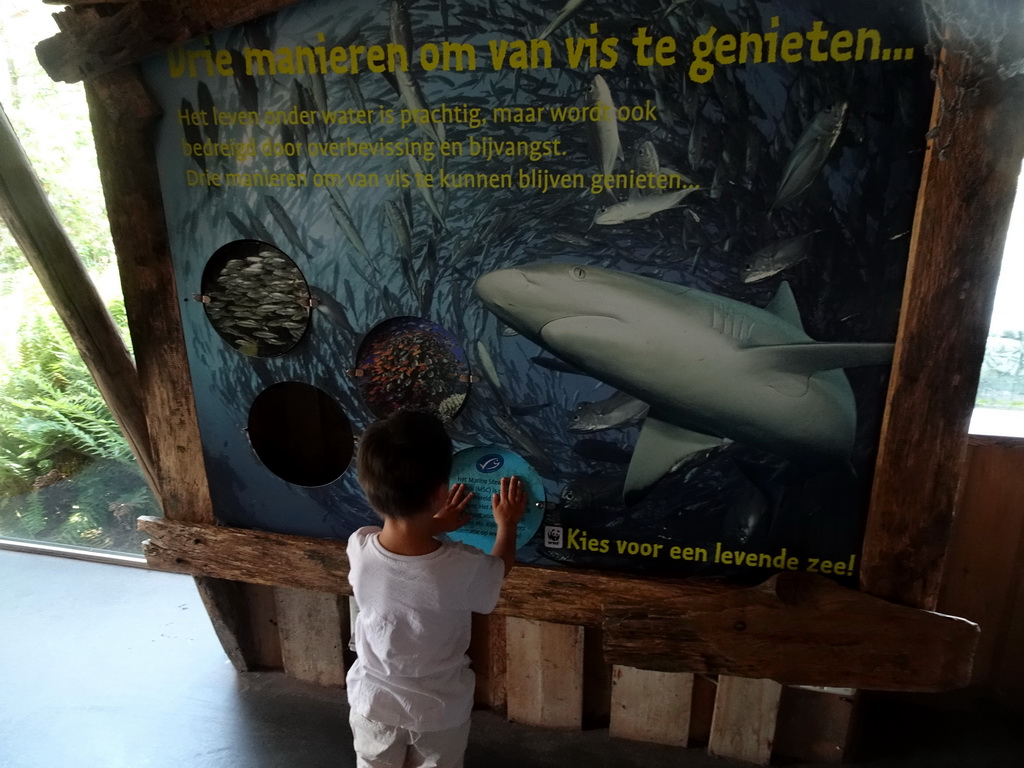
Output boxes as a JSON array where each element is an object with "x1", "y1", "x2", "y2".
[{"x1": 346, "y1": 526, "x2": 505, "y2": 732}]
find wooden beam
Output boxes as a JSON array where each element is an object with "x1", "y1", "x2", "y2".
[
  {"x1": 140, "y1": 517, "x2": 978, "y2": 691},
  {"x1": 603, "y1": 572, "x2": 979, "y2": 692},
  {"x1": 861, "y1": 47, "x2": 1024, "y2": 609},
  {"x1": 137, "y1": 516, "x2": 731, "y2": 623},
  {"x1": 85, "y1": 69, "x2": 214, "y2": 524},
  {"x1": 0, "y1": 102, "x2": 159, "y2": 503},
  {"x1": 36, "y1": 0, "x2": 306, "y2": 83},
  {"x1": 470, "y1": 612, "x2": 507, "y2": 713}
]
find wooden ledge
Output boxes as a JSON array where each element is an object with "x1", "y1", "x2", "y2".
[
  {"x1": 604, "y1": 572, "x2": 979, "y2": 692},
  {"x1": 139, "y1": 517, "x2": 977, "y2": 691}
]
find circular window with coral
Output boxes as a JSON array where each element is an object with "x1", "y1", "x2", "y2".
[{"x1": 354, "y1": 317, "x2": 470, "y2": 422}]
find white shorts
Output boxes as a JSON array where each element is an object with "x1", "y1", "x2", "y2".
[{"x1": 348, "y1": 710, "x2": 471, "y2": 768}]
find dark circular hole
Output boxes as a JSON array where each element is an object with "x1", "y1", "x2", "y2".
[
  {"x1": 247, "y1": 382, "x2": 353, "y2": 487},
  {"x1": 354, "y1": 317, "x2": 470, "y2": 421},
  {"x1": 200, "y1": 240, "x2": 311, "y2": 357}
]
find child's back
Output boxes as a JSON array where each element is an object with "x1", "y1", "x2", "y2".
[{"x1": 346, "y1": 410, "x2": 525, "y2": 768}]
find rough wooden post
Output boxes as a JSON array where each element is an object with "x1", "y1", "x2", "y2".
[{"x1": 708, "y1": 677, "x2": 783, "y2": 765}]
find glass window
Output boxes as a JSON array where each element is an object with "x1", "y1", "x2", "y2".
[
  {"x1": 972, "y1": 163, "x2": 1024, "y2": 438},
  {"x1": 0, "y1": 2, "x2": 158, "y2": 556}
]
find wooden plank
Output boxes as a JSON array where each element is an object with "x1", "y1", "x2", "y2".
[
  {"x1": 0, "y1": 102, "x2": 158, "y2": 502},
  {"x1": 192, "y1": 577, "x2": 282, "y2": 671},
  {"x1": 861, "y1": 47, "x2": 1024, "y2": 609},
  {"x1": 708, "y1": 676, "x2": 782, "y2": 765},
  {"x1": 773, "y1": 687, "x2": 857, "y2": 763},
  {"x1": 469, "y1": 612, "x2": 507, "y2": 713},
  {"x1": 939, "y1": 442, "x2": 1024, "y2": 685},
  {"x1": 138, "y1": 516, "x2": 730, "y2": 621},
  {"x1": 85, "y1": 70, "x2": 214, "y2": 525},
  {"x1": 603, "y1": 572, "x2": 979, "y2": 692},
  {"x1": 240, "y1": 582, "x2": 284, "y2": 670},
  {"x1": 36, "y1": 0, "x2": 306, "y2": 83},
  {"x1": 505, "y1": 618, "x2": 583, "y2": 729},
  {"x1": 274, "y1": 587, "x2": 347, "y2": 687},
  {"x1": 609, "y1": 667, "x2": 692, "y2": 747}
]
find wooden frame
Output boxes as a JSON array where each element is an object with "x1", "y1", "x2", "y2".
[{"x1": 23, "y1": 0, "x2": 1024, "y2": 762}]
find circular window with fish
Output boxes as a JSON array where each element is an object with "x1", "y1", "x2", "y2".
[
  {"x1": 198, "y1": 240, "x2": 311, "y2": 357},
  {"x1": 247, "y1": 381, "x2": 354, "y2": 487},
  {"x1": 353, "y1": 317, "x2": 470, "y2": 422}
]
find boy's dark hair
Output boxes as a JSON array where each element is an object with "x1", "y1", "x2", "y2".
[{"x1": 356, "y1": 409, "x2": 453, "y2": 518}]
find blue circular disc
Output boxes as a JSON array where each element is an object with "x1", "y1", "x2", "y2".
[{"x1": 447, "y1": 446, "x2": 545, "y2": 552}]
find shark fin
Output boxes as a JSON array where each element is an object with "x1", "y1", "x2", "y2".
[
  {"x1": 764, "y1": 281, "x2": 804, "y2": 330},
  {"x1": 749, "y1": 341, "x2": 895, "y2": 375},
  {"x1": 624, "y1": 417, "x2": 725, "y2": 503}
]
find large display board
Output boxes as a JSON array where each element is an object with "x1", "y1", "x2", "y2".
[{"x1": 143, "y1": 0, "x2": 931, "y2": 582}]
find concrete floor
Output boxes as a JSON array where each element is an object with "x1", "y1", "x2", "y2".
[{"x1": 1, "y1": 549, "x2": 1022, "y2": 768}]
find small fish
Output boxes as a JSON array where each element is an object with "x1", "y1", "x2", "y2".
[
  {"x1": 632, "y1": 140, "x2": 660, "y2": 176},
  {"x1": 495, "y1": 414, "x2": 554, "y2": 470},
  {"x1": 572, "y1": 439, "x2": 633, "y2": 465},
  {"x1": 501, "y1": 325, "x2": 520, "y2": 337},
  {"x1": 531, "y1": 355, "x2": 583, "y2": 374},
  {"x1": 773, "y1": 102, "x2": 848, "y2": 210},
  {"x1": 180, "y1": 98, "x2": 206, "y2": 172},
  {"x1": 740, "y1": 232, "x2": 815, "y2": 283},
  {"x1": 560, "y1": 474, "x2": 624, "y2": 509},
  {"x1": 593, "y1": 171, "x2": 698, "y2": 225},
  {"x1": 390, "y1": 0, "x2": 446, "y2": 143},
  {"x1": 407, "y1": 155, "x2": 446, "y2": 228},
  {"x1": 539, "y1": 0, "x2": 589, "y2": 40},
  {"x1": 567, "y1": 390, "x2": 649, "y2": 432},
  {"x1": 197, "y1": 81, "x2": 217, "y2": 143},
  {"x1": 265, "y1": 196, "x2": 310, "y2": 258},
  {"x1": 584, "y1": 75, "x2": 622, "y2": 178},
  {"x1": 475, "y1": 340, "x2": 505, "y2": 399},
  {"x1": 509, "y1": 402, "x2": 551, "y2": 417}
]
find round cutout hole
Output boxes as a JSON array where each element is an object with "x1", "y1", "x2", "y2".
[
  {"x1": 354, "y1": 317, "x2": 470, "y2": 421},
  {"x1": 200, "y1": 240, "x2": 310, "y2": 357},
  {"x1": 247, "y1": 382, "x2": 353, "y2": 487}
]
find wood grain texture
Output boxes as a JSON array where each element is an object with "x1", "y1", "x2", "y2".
[
  {"x1": 707, "y1": 676, "x2": 782, "y2": 766},
  {"x1": 37, "y1": 0, "x2": 305, "y2": 82},
  {"x1": 505, "y1": 618, "x2": 584, "y2": 729},
  {"x1": 192, "y1": 577, "x2": 282, "y2": 671},
  {"x1": 603, "y1": 572, "x2": 979, "y2": 692},
  {"x1": 939, "y1": 442, "x2": 1024, "y2": 686},
  {"x1": 138, "y1": 516, "x2": 732, "y2": 621},
  {"x1": 861, "y1": 49, "x2": 1024, "y2": 609},
  {"x1": 469, "y1": 612, "x2": 507, "y2": 713},
  {"x1": 86, "y1": 70, "x2": 214, "y2": 524},
  {"x1": 0, "y1": 102, "x2": 157, "y2": 501},
  {"x1": 773, "y1": 687, "x2": 856, "y2": 764},
  {"x1": 609, "y1": 667, "x2": 692, "y2": 747},
  {"x1": 274, "y1": 587, "x2": 347, "y2": 686}
]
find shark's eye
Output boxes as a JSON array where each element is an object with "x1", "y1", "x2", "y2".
[{"x1": 571, "y1": 266, "x2": 587, "y2": 281}]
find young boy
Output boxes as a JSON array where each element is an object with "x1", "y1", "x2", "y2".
[{"x1": 347, "y1": 409, "x2": 526, "y2": 768}]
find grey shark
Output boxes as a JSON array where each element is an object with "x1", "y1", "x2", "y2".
[{"x1": 474, "y1": 263, "x2": 893, "y2": 499}]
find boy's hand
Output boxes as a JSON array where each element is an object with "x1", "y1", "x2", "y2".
[
  {"x1": 492, "y1": 476, "x2": 526, "y2": 529},
  {"x1": 432, "y1": 483, "x2": 474, "y2": 534}
]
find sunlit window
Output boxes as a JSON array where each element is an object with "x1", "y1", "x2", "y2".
[
  {"x1": 972, "y1": 164, "x2": 1024, "y2": 438},
  {"x1": 0, "y1": 1, "x2": 157, "y2": 555}
]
